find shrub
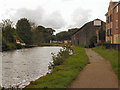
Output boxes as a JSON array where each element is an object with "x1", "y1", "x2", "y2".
[{"x1": 49, "y1": 47, "x2": 70, "y2": 69}]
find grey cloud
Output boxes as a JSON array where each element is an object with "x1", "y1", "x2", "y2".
[
  {"x1": 69, "y1": 8, "x2": 92, "y2": 28},
  {"x1": 10, "y1": 7, "x2": 44, "y2": 25},
  {"x1": 43, "y1": 11, "x2": 66, "y2": 29},
  {"x1": 10, "y1": 7, "x2": 66, "y2": 29}
]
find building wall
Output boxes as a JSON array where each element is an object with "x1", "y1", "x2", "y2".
[
  {"x1": 113, "y1": 3, "x2": 119, "y2": 44},
  {"x1": 118, "y1": 3, "x2": 120, "y2": 44},
  {"x1": 113, "y1": 7, "x2": 117, "y2": 43},
  {"x1": 71, "y1": 19, "x2": 106, "y2": 46},
  {"x1": 77, "y1": 29, "x2": 86, "y2": 45},
  {"x1": 106, "y1": 2, "x2": 115, "y2": 43},
  {"x1": 106, "y1": 1, "x2": 120, "y2": 44}
]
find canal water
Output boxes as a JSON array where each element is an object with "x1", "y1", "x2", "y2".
[{"x1": 1, "y1": 46, "x2": 62, "y2": 88}]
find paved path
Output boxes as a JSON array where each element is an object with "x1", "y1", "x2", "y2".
[{"x1": 70, "y1": 48, "x2": 119, "y2": 88}]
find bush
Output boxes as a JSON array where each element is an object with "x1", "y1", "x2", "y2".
[
  {"x1": 49, "y1": 47, "x2": 70, "y2": 69},
  {"x1": 16, "y1": 44, "x2": 23, "y2": 49},
  {"x1": 25, "y1": 46, "x2": 88, "y2": 88}
]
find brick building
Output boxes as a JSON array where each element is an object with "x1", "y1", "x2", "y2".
[
  {"x1": 71, "y1": 19, "x2": 106, "y2": 47},
  {"x1": 105, "y1": 1, "x2": 120, "y2": 44}
]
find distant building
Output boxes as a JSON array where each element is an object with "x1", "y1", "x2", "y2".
[
  {"x1": 64, "y1": 40, "x2": 71, "y2": 44},
  {"x1": 71, "y1": 19, "x2": 106, "y2": 47},
  {"x1": 105, "y1": 1, "x2": 120, "y2": 44},
  {"x1": 21, "y1": 43, "x2": 26, "y2": 46}
]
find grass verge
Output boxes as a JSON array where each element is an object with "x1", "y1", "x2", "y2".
[
  {"x1": 25, "y1": 46, "x2": 88, "y2": 89},
  {"x1": 92, "y1": 46, "x2": 119, "y2": 80}
]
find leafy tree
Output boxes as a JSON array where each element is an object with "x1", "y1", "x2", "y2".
[
  {"x1": 2, "y1": 19, "x2": 15, "y2": 45},
  {"x1": 16, "y1": 18, "x2": 33, "y2": 45},
  {"x1": 56, "y1": 28, "x2": 78, "y2": 41},
  {"x1": 68, "y1": 28, "x2": 78, "y2": 35},
  {"x1": 2, "y1": 19, "x2": 13, "y2": 28},
  {"x1": 45, "y1": 28, "x2": 55, "y2": 35},
  {"x1": 33, "y1": 28, "x2": 44, "y2": 44},
  {"x1": 2, "y1": 26, "x2": 15, "y2": 43},
  {"x1": 1, "y1": 19, "x2": 22, "y2": 50},
  {"x1": 56, "y1": 31, "x2": 69, "y2": 41},
  {"x1": 32, "y1": 25, "x2": 55, "y2": 44}
]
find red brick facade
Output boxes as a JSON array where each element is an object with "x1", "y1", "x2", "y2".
[
  {"x1": 105, "y1": 1, "x2": 120, "y2": 44},
  {"x1": 118, "y1": 2, "x2": 120, "y2": 34}
]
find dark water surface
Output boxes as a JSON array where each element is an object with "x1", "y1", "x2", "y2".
[{"x1": 1, "y1": 46, "x2": 62, "y2": 88}]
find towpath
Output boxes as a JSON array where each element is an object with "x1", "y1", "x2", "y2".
[{"x1": 70, "y1": 48, "x2": 119, "y2": 88}]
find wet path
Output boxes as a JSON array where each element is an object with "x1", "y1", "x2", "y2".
[{"x1": 70, "y1": 48, "x2": 118, "y2": 88}]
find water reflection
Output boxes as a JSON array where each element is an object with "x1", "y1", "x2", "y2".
[{"x1": 2, "y1": 47, "x2": 62, "y2": 88}]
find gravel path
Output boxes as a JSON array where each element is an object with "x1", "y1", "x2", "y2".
[{"x1": 70, "y1": 48, "x2": 119, "y2": 88}]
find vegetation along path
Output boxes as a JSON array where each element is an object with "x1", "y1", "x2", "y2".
[{"x1": 70, "y1": 48, "x2": 118, "y2": 88}]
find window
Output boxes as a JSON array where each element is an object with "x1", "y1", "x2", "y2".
[
  {"x1": 111, "y1": 22, "x2": 112, "y2": 29},
  {"x1": 116, "y1": 6, "x2": 118, "y2": 13},
  {"x1": 107, "y1": 29, "x2": 110, "y2": 36},
  {"x1": 110, "y1": 29, "x2": 112, "y2": 36},
  {"x1": 116, "y1": 37, "x2": 118, "y2": 43},
  {"x1": 107, "y1": 16, "x2": 109, "y2": 23},
  {"x1": 111, "y1": 37, "x2": 112, "y2": 44},
  {"x1": 116, "y1": 20, "x2": 118, "y2": 29},
  {"x1": 94, "y1": 20, "x2": 101, "y2": 26},
  {"x1": 108, "y1": 24, "x2": 110, "y2": 29},
  {"x1": 110, "y1": 14, "x2": 112, "y2": 22}
]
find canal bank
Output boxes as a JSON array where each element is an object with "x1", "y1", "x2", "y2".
[
  {"x1": 25, "y1": 46, "x2": 88, "y2": 89},
  {"x1": 2, "y1": 43, "x2": 64, "y2": 52},
  {"x1": 2, "y1": 45, "x2": 36, "y2": 52}
]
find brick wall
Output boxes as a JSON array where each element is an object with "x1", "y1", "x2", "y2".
[
  {"x1": 118, "y1": 2, "x2": 120, "y2": 43},
  {"x1": 118, "y1": 3, "x2": 120, "y2": 33}
]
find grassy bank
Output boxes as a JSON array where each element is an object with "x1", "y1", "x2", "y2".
[
  {"x1": 25, "y1": 46, "x2": 88, "y2": 89},
  {"x1": 92, "y1": 46, "x2": 119, "y2": 80}
]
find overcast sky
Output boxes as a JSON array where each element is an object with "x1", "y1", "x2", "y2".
[{"x1": 0, "y1": 0, "x2": 119, "y2": 33}]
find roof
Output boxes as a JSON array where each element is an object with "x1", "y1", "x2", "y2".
[
  {"x1": 113, "y1": 1, "x2": 120, "y2": 9},
  {"x1": 72, "y1": 19, "x2": 104, "y2": 36},
  {"x1": 71, "y1": 22, "x2": 90, "y2": 36}
]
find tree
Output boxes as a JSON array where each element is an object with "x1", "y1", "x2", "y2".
[
  {"x1": 16, "y1": 18, "x2": 33, "y2": 45},
  {"x1": 56, "y1": 31, "x2": 69, "y2": 41},
  {"x1": 2, "y1": 19, "x2": 13, "y2": 28},
  {"x1": 46, "y1": 28, "x2": 55, "y2": 35},
  {"x1": 1, "y1": 19, "x2": 21, "y2": 50},
  {"x1": 2, "y1": 26, "x2": 15, "y2": 43},
  {"x1": 33, "y1": 28, "x2": 44, "y2": 44},
  {"x1": 2, "y1": 19, "x2": 15, "y2": 44},
  {"x1": 56, "y1": 28, "x2": 78, "y2": 41}
]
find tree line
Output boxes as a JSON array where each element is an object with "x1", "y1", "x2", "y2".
[
  {"x1": 1, "y1": 18, "x2": 55, "y2": 51},
  {"x1": 1, "y1": 18, "x2": 78, "y2": 51}
]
